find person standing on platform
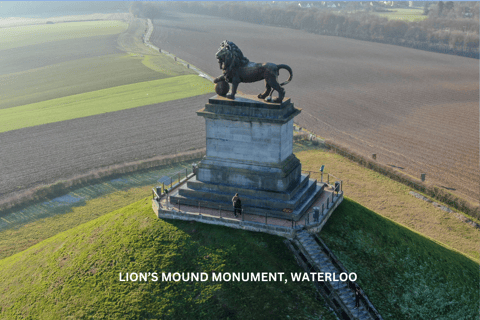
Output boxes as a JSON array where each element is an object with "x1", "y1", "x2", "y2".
[{"x1": 232, "y1": 193, "x2": 242, "y2": 217}]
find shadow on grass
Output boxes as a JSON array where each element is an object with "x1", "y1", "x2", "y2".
[{"x1": 321, "y1": 198, "x2": 478, "y2": 319}]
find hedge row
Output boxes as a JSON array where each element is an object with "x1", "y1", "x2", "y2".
[
  {"x1": 165, "y1": 2, "x2": 479, "y2": 59},
  {"x1": 0, "y1": 149, "x2": 206, "y2": 214}
]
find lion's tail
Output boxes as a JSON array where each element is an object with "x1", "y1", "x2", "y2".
[{"x1": 277, "y1": 64, "x2": 293, "y2": 86}]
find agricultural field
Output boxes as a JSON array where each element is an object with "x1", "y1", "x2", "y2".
[
  {"x1": 0, "y1": 8, "x2": 477, "y2": 319},
  {"x1": 0, "y1": 94, "x2": 211, "y2": 204},
  {"x1": 0, "y1": 20, "x2": 200, "y2": 109},
  {"x1": 0, "y1": 35, "x2": 121, "y2": 76},
  {"x1": 369, "y1": 8, "x2": 427, "y2": 22},
  {"x1": 0, "y1": 53, "x2": 198, "y2": 110},
  {"x1": 0, "y1": 16, "x2": 213, "y2": 204},
  {"x1": 0, "y1": 21, "x2": 128, "y2": 50},
  {"x1": 150, "y1": 11, "x2": 479, "y2": 203},
  {"x1": 0, "y1": 75, "x2": 212, "y2": 132}
]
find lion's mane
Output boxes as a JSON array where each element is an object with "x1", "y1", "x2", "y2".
[{"x1": 219, "y1": 40, "x2": 249, "y2": 76}]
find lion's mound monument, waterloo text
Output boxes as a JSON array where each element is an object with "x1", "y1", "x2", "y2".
[{"x1": 170, "y1": 41, "x2": 323, "y2": 220}]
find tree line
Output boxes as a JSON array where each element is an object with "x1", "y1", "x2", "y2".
[{"x1": 160, "y1": 1, "x2": 478, "y2": 59}]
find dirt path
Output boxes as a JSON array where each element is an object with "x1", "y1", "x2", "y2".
[{"x1": 144, "y1": 18, "x2": 214, "y2": 82}]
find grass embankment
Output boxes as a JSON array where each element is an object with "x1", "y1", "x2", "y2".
[
  {"x1": 0, "y1": 158, "x2": 202, "y2": 260},
  {"x1": 0, "y1": 21, "x2": 128, "y2": 50},
  {"x1": 0, "y1": 187, "x2": 151, "y2": 260},
  {"x1": 0, "y1": 74, "x2": 213, "y2": 133},
  {"x1": 321, "y1": 199, "x2": 478, "y2": 319},
  {"x1": 296, "y1": 143, "x2": 479, "y2": 262},
  {"x1": 0, "y1": 198, "x2": 335, "y2": 320},
  {"x1": 0, "y1": 53, "x2": 197, "y2": 110}
]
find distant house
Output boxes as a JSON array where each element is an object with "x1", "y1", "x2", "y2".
[{"x1": 298, "y1": 3, "x2": 312, "y2": 8}]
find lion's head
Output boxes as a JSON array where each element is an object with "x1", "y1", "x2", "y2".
[{"x1": 215, "y1": 40, "x2": 249, "y2": 73}]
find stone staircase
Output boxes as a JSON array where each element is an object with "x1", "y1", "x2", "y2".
[{"x1": 294, "y1": 230, "x2": 380, "y2": 320}]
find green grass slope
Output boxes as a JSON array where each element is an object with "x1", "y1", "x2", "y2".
[
  {"x1": 0, "y1": 198, "x2": 335, "y2": 320},
  {"x1": 0, "y1": 53, "x2": 197, "y2": 110},
  {"x1": 321, "y1": 198, "x2": 479, "y2": 320},
  {"x1": 0, "y1": 21, "x2": 128, "y2": 50},
  {"x1": 0, "y1": 74, "x2": 213, "y2": 133},
  {"x1": 297, "y1": 146, "x2": 479, "y2": 262}
]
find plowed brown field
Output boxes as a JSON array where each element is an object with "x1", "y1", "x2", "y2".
[
  {"x1": 151, "y1": 11, "x2": 479, "y2": 202},
  {"x1": 0, "y1": 94, "x2": 209, "y2": 203}
]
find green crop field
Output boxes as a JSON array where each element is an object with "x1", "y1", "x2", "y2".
[
  {"x1": 372, "y1": 8, "x2": 427, "y2": 22},
  {"x1": 0, "y1": 53, "x2": 197, "y2": 110},
  {"x1": 322, "y1": 199, "x2": 478, "y2": 319},
  {"x1": 0, "y1": 20, "x2": 128, "y2": 50},
  {"x1": 0, "y1": 198, "x2": 336, "y2": 320},
  {"x1": 0, "y1": 74, "x2": 214, "y2": 133}
]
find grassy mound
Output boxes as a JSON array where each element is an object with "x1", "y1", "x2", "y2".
[
  {"x1": 321, "y1": 198, "x2": 478, "y2": 319},
  {"x1": 297, "y1": 146, "x2": 479, "y2": 262},
  {"x1": 0, "y1": 198, "x2": 335, "y2": 320},
  {"x1": 0, "y1": 74, "x2": 213, "y2": 133}
]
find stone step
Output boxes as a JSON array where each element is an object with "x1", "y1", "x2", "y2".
[
  {"x1": 172, "y1": 176, "x2": 324, "y2": 220},
  {"x1": 187, "y1": 173, "x2": 313, "y2": 201},
  {"x1": 338, "y1": 284, "x2": 350, "y2": 291},
  {"x1": 340, "y1": 294, "x2": 355, "y2": 301},
  {"x1": 293, "y1": 231, "x2": 377, "y2": 320},
  {"x1": 352, "y1": 309, "x2": 370, "y2": 320}
]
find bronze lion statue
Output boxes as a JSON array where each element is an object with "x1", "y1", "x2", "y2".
[{"x1": 213, "y1": 40, "x2": 293, "y2": 103}]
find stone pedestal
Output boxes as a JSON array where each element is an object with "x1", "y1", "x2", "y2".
[{"x1": 170, "y1": 95, "x2": 324, "y2": 220}]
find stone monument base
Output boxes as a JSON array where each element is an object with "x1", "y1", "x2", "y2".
[
  {"x1": 169, "y1": 94, "x2": 324, "y2": 220},
  {"x1": 170, "y1": 174, "x2": 324, "y2": 220}
]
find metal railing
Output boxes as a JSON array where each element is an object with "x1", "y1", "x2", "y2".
[
  {"x1": 154, "y1": 191, "x2": 343, "y2": 231},
  {"x1": 168, "y1": 200, "x2": 300, "y2": 230},
  {"x1": 152, "y1": 165, "x2": 197, "y2": 200},
  {"x1": 302, "y1": 170, "x2": 343, "y2": 195},
  {"x1": 153, "y1": 168, "x2": 343, "y2": 230}
]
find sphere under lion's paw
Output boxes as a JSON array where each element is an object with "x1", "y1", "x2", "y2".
[{"x1": 215, "y1": 81, "x2": 229, "y2": 97}]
